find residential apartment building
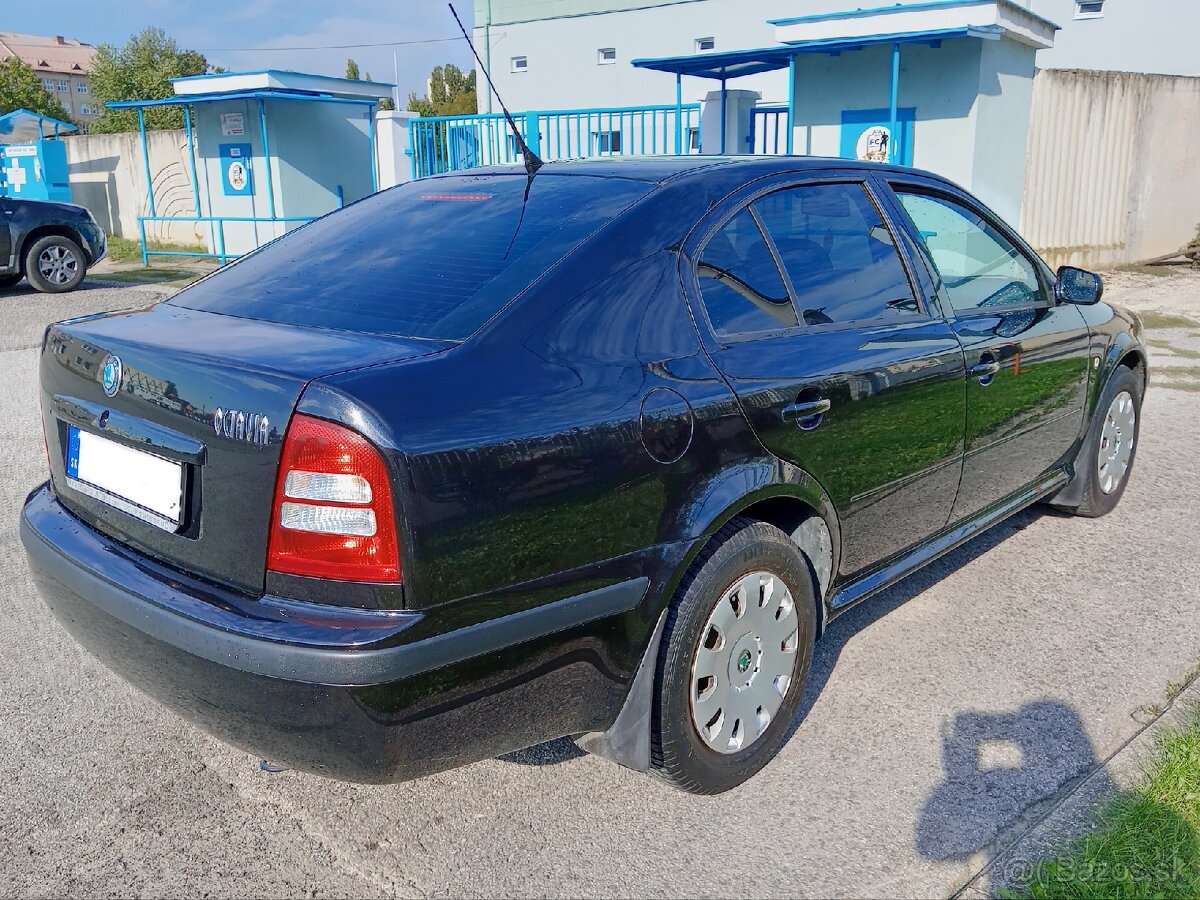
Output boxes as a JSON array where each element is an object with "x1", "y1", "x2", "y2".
[
  {"x1": 472, "y1": 0, "x2": 1198, "y2": 112},
  {"x1": 0, "y1": 32, "x2": 99, "y2": 124}
]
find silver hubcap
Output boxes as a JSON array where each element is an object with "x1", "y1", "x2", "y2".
[
  {"x1": 1098, "y1": 390, "x2": 1136, "y2": 494},
  {"x1": 690, "y1": 571, "x2": 799, "y2": 754},
  {"x1": 38, "y1": 245, "x2": 79, "y2": 285}
]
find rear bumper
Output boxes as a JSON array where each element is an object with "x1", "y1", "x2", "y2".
[{"x1": 21, "y1": 484, "x2": 647, "y2": 782}]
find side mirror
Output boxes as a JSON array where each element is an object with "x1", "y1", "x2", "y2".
[{"x1": 1056, "y1": 266, "x2": 1104, "y2": 305}]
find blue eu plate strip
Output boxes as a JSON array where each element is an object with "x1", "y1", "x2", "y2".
[{"x1": 66, "y1": 426, "x2": 80, "y2": 478}]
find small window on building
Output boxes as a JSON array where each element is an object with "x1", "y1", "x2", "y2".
[
  {"x1": 56, "y1": 80, "x2": 68, "y2": 92},
  {"x1": 41, "y1": 79, "x2": 53, "y2": 91},
  {"x1": 597, "y1": 47, "x2": 616, "y2": 65},
  {"x1": 594, "y1": 130, "x2": 622, "y2": 153},
  {"x1": 1075, "y1": 1, "x2": 1104, "y2": 18},
  {"x1": 687, "y1": 126, "x2": 701, "y2": 152},
  {"x1": 510, "y1": 56, "x2": 528, "y2": 73},
  {"x1": 695, "y1": 37, "x2": 716, "y2": 52},
  {"x1": 79, "y1": 104, "x2": 89, "y2": 115},
  {"x1": 77, "y1": 81, "x2": 88, "y2": 93}
]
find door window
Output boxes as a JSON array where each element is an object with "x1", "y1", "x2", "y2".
[
  {"x1": 754, "y1": 182, "x2": 920, "y2": 327},
  {"x1": 696, "y1": 209, "x2": 797, "y2": 335},
  {"x1": 894, "y1": 190, "x2": 1042, "y2": 313}
]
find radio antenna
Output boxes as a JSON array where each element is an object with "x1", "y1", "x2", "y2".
[{"x1": 447, "y1": 3, "x2": 542, "y2": 176}]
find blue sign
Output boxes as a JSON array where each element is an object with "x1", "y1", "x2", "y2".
[
  {"x1": 219, "y1": 142, "x2": 254, "y2": 196},
  {"x1": 839, "y1": 108, "x2": 915, "y2": 167}
]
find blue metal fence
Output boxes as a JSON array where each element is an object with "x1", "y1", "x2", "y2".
[
  {"x1": 409, "y1": 103, "x2": 702, "y2": 179},
  {"x1": 750, "y1": 106, "x2": 790, "y2": 156}
]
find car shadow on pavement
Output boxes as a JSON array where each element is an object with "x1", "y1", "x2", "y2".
[{"x1": 915, "y1": 699, "x2": 1111, "y2": 894}]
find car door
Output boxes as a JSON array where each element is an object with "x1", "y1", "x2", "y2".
[
  {"x1": 0, "y1": 198, "x2": 12, "y2": 271},
  {"x1": 882, "y1": 179, "x2": 1091, "y2": 522},
  {"x1": 685, "y1": 176, "x2": 967, "y2": 580}
]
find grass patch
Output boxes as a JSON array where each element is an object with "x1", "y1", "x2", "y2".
[
  {"x1": 91, "y1": 268, "x2": 201, "y2": 285},
  {"x1": 105, "y1": 235, "x2": 207, "y2": 264},
  {"x1": 1140, "y1": 311, "x2": 1200, "y2": 331},
  {"x1": 1115, "y1": 264, "x2": 1179, "y2": 277},
  {"x1": 1005, "y1": 707, "x2": 1200, "y2": 899},
  {"x1": 1147, "y1": 340, "x2": 1200, "y2": 361}
]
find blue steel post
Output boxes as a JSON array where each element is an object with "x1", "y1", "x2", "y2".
[
  {"x1": 786, "y1": 54, "x2": 796, "y2": 156},
  {"x1": 182, "y1": 105, "x2": 200, "y2": 215},
  {"x1": 675, "y1": 73, "x2": 682, "y2": 154},
  {"x1": 138, "y1": 218, "x2": 147, "y2": 266},
  {"x1": 137, "y1": 108, "x2": 156, "y2": 218},
  {"x1": 719, "y1": 77, "x2": 727, "y2": 155},
  {"x1": 257, "y1": 99, "x2": 276, "y2": 218},
  {"x1": 367, "y1": 103, "x2": 377, "y2": 192},
  {"x1": 523, "y1": 110, "x2": 541, "y2": 157},
  {"x1": 889, "y1": 43, "x2": 901, "y2": 164},
  {"x1": 408, "y1": 120, "x2": 418, "y2": 180}
]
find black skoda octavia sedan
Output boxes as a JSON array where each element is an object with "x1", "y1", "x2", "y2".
[{"x1": 22, "y1": 158, "x2": 1145, "y2": 794}]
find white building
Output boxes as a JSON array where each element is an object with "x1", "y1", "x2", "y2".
[{"x1": 472, "y1": 0, "x2": 1198, "y2": 112}]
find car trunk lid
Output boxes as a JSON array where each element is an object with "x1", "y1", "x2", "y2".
[{"x1": 40, "y1": 304, "x2": 451, "y2": 595}]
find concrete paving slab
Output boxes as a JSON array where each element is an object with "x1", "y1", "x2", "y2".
[{"x1": 0, "y1": 271, "x2": 1197, "y2": 897}]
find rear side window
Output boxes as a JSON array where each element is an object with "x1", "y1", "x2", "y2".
[
  {"x1": 169, "y1": 174, "x2": 652, "y2": 340},
  {"x1": 696, "y1": 209, "x2": 796, "y2": 335},
  {"x1": 754, "y1": 182, "x2": 920, "y2": 326}
]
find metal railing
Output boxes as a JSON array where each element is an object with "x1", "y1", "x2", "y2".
[
  {"x1": 408, "y1": 103, "x2": 703, "y2": 179},
  {"x1": 136, "y1": 215, "x2": 318, "y2": 266},
  {"x1": 750, "y1": 106, "x2": 790, "y2": 156}
]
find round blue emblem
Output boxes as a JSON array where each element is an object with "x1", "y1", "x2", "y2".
[{"x1": 100, "y1": 354, "x2": 122, "y2": 398}]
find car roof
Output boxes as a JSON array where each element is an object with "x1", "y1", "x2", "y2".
[{"x1": 426, "y1": 155, "x2": 951, "y2": 186}]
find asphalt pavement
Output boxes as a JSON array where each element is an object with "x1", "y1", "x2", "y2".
[{"x1": 1, "y1": 271, "x2": 1199, "y2": 898}]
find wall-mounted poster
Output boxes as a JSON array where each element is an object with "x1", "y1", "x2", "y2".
[
  {"x1": 839, "y1": 108, "x2": 916, "y2": 167},
  {"x1": 220, "y1": 112, "x2": 245, "y2": 136},
  {"x1": 218, "y1": 142, "x2": 254, "y2": 196}
]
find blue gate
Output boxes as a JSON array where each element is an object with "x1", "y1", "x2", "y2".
[{"x1": 408, "y1": 104, "x2": 703, "y2": 179}]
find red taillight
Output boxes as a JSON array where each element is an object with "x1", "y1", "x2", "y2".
[{"x1": 267, "y1": 414, "x2": 400, "y2": 583}]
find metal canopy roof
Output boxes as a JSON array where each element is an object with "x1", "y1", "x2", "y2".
[
  {"x1": 631, "y1": 25, "x2": 1000, "y2": 79},
  {"x1": 105, "y1": 88, "x2": 378, "y2": 109},
  {"x1": 0, "y1": 108, "x2": 79, "y2": 143}
]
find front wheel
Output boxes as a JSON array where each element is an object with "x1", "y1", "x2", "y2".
[
  {"x1": 1066, "y1": 365, "x2": 1142, "y2": 518},
  {"x1": 25, "y1": 235, "x2": 86, "y2": 293},
  {"x1": 651, "y1": 517, "x2": 816, "y2": 794}
]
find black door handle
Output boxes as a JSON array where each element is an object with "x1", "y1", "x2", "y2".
[
  {"x1": 971, "y1": 358, "x2": 1000, "y2": 385},
  {"x1": 782, "y1": 398, "x2": 831, "y2": 430}
]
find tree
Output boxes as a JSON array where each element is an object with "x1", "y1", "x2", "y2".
[
  {"x1": 407, "y1": 64, "x2": 477, "y2": 116},
  {"x1": 345, "y1": 58, "x2": 360, "y2": 81},
  {"x1": 0, "y1": 57, "x2": 72, "y2": 122},
  {"x1": 89, "y1": 27, "x2": 209, "y2": 133}
]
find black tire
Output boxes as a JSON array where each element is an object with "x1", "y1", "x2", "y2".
[
  {"x1": 0, "y1": 273, "x2": 21, "y2": 289},
  {"x1": 650, "y1": 516, "x2": 817, "y2": 794},
  {"x1": 1066, "y1": 365, "x2": 1142, "y2": 518},
  {"x1": 24, "y1": 234, "x2": 87, "y2": 293}
]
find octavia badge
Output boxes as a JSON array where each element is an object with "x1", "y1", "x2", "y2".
[
  {"x1": 213, "y1": 407, "x2": 270, "y2": 446},
  {"x1": 100, "y1": 354, "x2": 122, "y2": 398}
]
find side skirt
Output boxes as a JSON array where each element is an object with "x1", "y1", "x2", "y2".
[{"x1": 827, "y1": 469, "x2": 1070, "y2": 620}]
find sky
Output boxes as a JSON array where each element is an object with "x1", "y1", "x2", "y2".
[{"x1": 5, "y1": 0, "x2": 476, "y2": 103}]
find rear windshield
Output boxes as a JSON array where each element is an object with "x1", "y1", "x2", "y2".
[{"x1": 169, "y1": 173, "x2": 653, "y2": 339}]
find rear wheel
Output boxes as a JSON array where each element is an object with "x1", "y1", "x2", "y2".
[
  {"x1": 0, "y1": 273, "x2": 21, "y2": 289},
  {"x1": 651, "y1": 517, "x2": 816, "y2": 794},
  {"x1": 25, "y1": 235, "x2": 86, "y2": 293},
  {"x1": 1066, "y1": 366, "x2": 1142, "y2": 518}
]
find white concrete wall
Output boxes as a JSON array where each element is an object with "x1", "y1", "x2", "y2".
[
  {"x1": 1022, "y1": 68, "x2": 1200, "y2": 267},
  {"x1": 62, "y1": 129, "x2": 203, "y2": 246},
  {"x1": 791, "y1": 39, "x2": 981, "y2": 185},
  {"x1": 1027, "y1": 0, "x2": 1200, "y2": 77},
  {"x1": 473, "y1": 0, "x2": 867, "y2": 112},
  {"x1": 376, "y1": 110, "x2": 418, "y2": 188}
]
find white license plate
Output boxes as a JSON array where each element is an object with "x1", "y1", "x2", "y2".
[{"x1": 65, "y1": 426, "x2": 184, "y2": 531}]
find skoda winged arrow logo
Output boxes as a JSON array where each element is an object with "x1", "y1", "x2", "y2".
[
  {"x1": 737, "y1": 649, "x2": 752, "y2": 674},
  {"x1": 100, "y1": 354, "x2": 122, "y2": 398}
]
